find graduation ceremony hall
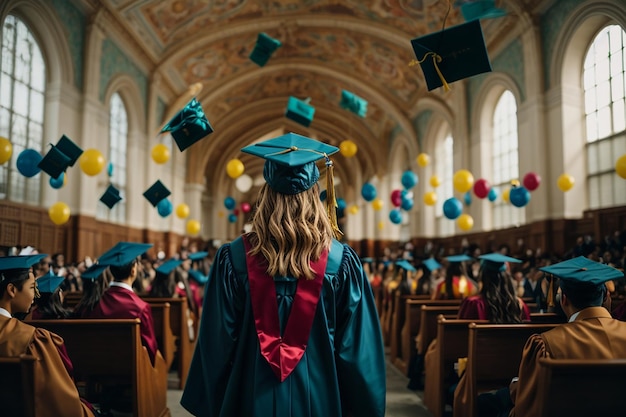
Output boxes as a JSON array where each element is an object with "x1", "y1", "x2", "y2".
[{"x1": 1, "y1": 0, "x2": 626, "y2": 416}]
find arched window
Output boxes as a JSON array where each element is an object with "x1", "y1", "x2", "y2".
[
  {"x1": 435, "y1": 133, "x2": 454, "y2": 236},
  {"x1": 584, "y1": 25, "x2": 626, "y2": 209},
  {"x1": 97, "y1": 93, "x2": 127, "y2": 222},
  {"x1": 0, "y1": 15, "x2": 45, "y2": 204},
  {"x1": 492, "y1": 90, "x2": 524, "y2": 229}
]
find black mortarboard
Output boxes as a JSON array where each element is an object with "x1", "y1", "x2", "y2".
[
  {"x1": 100, "y1": 184, "x2": 123, "y2": 209},
  {"x1": 285, "y1": 97, "x2": 315, "y2": 127},
  {"x1": 339, "y1": 90, "x2": 368, "y2": 117},
  {"x1": 161, "y1": 98, "x2": 213, "y2": 152},
  {"x1": 36, "y1": 275, "x2": 65, "y2": 293},
  {"x1": 155, "y1": 258, "x2": 183, "y2": 275},
  {"x1": 479, "y1": 253, "x2": 521, "y2": 272},
  {"x1": 539, "y1": 257, "x2": 624, "y2": 287},
  {"x1": 0, "y1": 255, "x2": 47, "y2": 283},
  {"x1": 410, "y1": 19, "x2": 492, "y2": 91},
  {"x1": 143, "y1": 180, "x2": 171, "y2": 207},
  {"x1": 96, "y1": 242, "x2": 153, "y2": 268},
  {"x1": 37, "y1": 135, "x2": 84, "y2": 179},
  {"x1": 249, "y1": 32, "x2": 282, "y2": 67}
]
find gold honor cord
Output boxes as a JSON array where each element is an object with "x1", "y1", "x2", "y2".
[{"x1": 409, "y1": 52, "x2": 450, "y2": 92}]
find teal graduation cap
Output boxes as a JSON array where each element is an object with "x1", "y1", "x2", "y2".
[
  {"x1": 339, "y1": 90, "x2": 368, "y2": 118},
  {"x1": 539, "y1": 256, "x2": 624, "y2": 287},
  {"x1": 96, "y1": 242, "x2": 153, "y2": 268},
  {"x1": 36, "y1": 274, "x2": 65, "y2": 293},
  {"x1": 423, "y1": 258, "x2": 442, "y2": 271},
  {"x1": 100, "y1": 184, "x2": 122, "y2": 209},
  {"x1": 479, "y1": 253, "x2": 521, "y2": 272},
  {"x1": 460, "y1": 0, "x2": 506, "y2": 21},
  {"x1": 285, "y1": 97, "x2": 315, "y2": 127},
  {"x1": 188, "y1": 251, "x2": 208, "y2": 262},
  {"x1": 156, "y1": 258, "x2": 182, "y2": 275},
  {"x1": 249, "y1": 32, "x2": 282, "y2": 67},
  {"x1": 446, "y1": 254, "x2": 474, "y2": 263},
  {"x1": 81, "y1": 264, "x2": 108, "y2": 280},
  {"x1": 410, "y1": 19, "x2": 492, "y2": 92},
  {"x1": 161, "y1": 98, "x2": 213, "y2": 152},
  {"x1": 143, "y1": 180, "x2": 171, "y2": 207},
  {"x1": 396, "y1": 259, "x2": 416, "y2": 272},
  {"x1": 38, "y1": 135, "x2": 84, "y2": 179},
  {"x1": 188, "y1": 269, "x2": 209, "y2": 284},
  {"x1": 0, "y1": 255, "x2": 47, "y2": 282}
]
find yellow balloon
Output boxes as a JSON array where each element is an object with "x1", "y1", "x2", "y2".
[
  {"x1": 175, "y1": 203, "x2": 190, "y2": 219},
  {"x1": 339, "y1": 140, "x2": 358, "y2": 157},
  {"x1": 453, "y1": 169, "x2": 474, "y2": 193},
  {"x1": 0, "y1": 137, "x2": 12, "y2": 164},
  {"x1": 457, "y1": 214, "x2": 474, "y2": 231},
  {"x1": 511, "y1": 179, "x2": 520, "y2": 187},
  {"x1": 48, "y1": 202, "x2": 70, "y2": 225},
  {"x1": 423, "y1": 191, "x2": 437, "y2": 206},
  {"x1": 557, "y1": 173, "x2": 575, "y2": 192},
  {"x1": 429, "y1": 175, "x2": 441, "y2": 188},
  {"x1": 226, "y1": 159, "x2": 245, "y2": 179},
  {"x1": 372, "y1": 198, "x2": 384, "y2": 211},
  {"x1": 417, "y1": 153, "x2": 430, "y2": 167},
  {"x1": 348, "y1": 205, "x2": 359, "y2": 215},
  {"x1": 377, "y1": 220, "x2": 385, "y2": 230},
  {"x1": 186, "y1": 219, "x2": 201, "y2": 236},
  {"x1": 502, "y1": 188, "x2": 511, "y2": 203},
  {"x1": 615, "y1": 154, "x2": 626, "y2": 179},
  {"x1": 218, "y1": 211, "x2": 225, "y2": 218},
  {"x1": 151, "y1": 144, "x2": 170, "y2": 164},
  {"x1": 79, "y1": 149, "x2": 106, "y2": 176}
]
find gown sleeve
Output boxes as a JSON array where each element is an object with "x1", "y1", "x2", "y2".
[
  {"x1": 509, "y1": 334, "x2": 548, "y2": 417},
  {"x1": 334, "y1": 245, "x2": 387, "y2": 417}
]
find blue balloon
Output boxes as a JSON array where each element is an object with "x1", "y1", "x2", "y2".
[
  {"x1": 49, "y1": 172, "x2": 65, "y2": 189},
  {"x1": 16, "y1": 149, "x2": 42, "y2": 178},
  {"x1": 488, "y1": 187, "x2": 498, "y2": 202},
  {"x1": 401, "y1": 197, "x2": 414, "y2": 211},
  {"x1": 337, "y1": 198, "x2": 347, "y2": 210},
  {"x1": 320, "y1": 189, "x2": 327, "y2": 202},
  {"x1": 510, "y1": 186, "x2": 531, "y2": 208},
  {"x1": 443, "y1": 197, "x2": 463, "y2": 220},
  {"x1": 361, "y1": 183, "x2": 377, "y2": 202},
  {"x1": 389, "y1": 209, "x2": 403, "y2": 224},
  {"x1": 401, "y1": 170, "x2": 418, "y2": 189},
  {"x1": 464, "y1": 191, "x2": 472, "y2": 206},
  {"x1": 228, "y1": 213, "x2": 238, "y2": 223},
  {"x1": 224, "y1": 196, "x2": 236, "y2": 210},
  {"x1": 157, "y1": 198, "x2": 173, "y2": 217}
]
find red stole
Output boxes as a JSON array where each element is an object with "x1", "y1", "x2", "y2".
[{"x1": 243, "y1": 237, "x2": 328, "y2": 382}]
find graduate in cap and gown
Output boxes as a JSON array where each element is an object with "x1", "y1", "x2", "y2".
[
  {"x1": 432, "y1": 255, "x2": 478, "y2": 300},
  {"x1": 0, "y1": 255, "x2": 95, "y2": 417},
  {"x1": 181, "y1": 132, "x2": 386, "y2": 417}
]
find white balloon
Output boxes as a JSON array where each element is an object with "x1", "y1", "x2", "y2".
[{"x1": 235, "y1": 174, "x2": 253, "y2": 193}]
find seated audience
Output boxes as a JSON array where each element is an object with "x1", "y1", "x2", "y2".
[
  {"x1": 29, "y1": 272, "x2": 71, "y2": 319},
  {"x1": 72, "y1": 264, "x2": 109, "y2": 318},
  {"x1": 432, "y1": 255, "x2": 478, "y2": 300},
  {"x1": 148, "y1": 258, "x2": 182, "y2": 298}
]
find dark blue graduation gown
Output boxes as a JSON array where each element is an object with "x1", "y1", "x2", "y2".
[{"x1": 181, "y1": 238, "x2": 386, "y2": 417}]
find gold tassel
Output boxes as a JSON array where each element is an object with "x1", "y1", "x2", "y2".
[
  {"x1": 547, "y1": 276, "x2": 554, "y2": 308},
  {"x1": 325, "y1": 156, "x2": 343, "y2": 240}
]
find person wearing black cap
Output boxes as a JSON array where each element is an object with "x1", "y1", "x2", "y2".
[
  {"x1": 0, "y1": 255, "x2": 96, "y2": 417},
  {"x1": 181, "y1": 133, "x2": 386, "y2": 417}
]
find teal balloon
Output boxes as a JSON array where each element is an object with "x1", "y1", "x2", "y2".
[
  {"x1": 488, "y1": 187, "x2": 498, "y2": 202},
  {"x1": 224, "y1": 196, "x2": 236, "y2": 210},
  {"x1": 510, "y1": 186, "x2": 531, "y2": 207},
  {"x1": 49, "y1": 172, "x2": 64, "y2": 189},
  {"x1": 107, "y1": 162, "x2": 114, "y2": 177},
  {"x1": 361, "y1": 183, "x2": 377, "y2": 201},
  {"x1": 228, "y1": 213, "x2": 238, "y2": 223},
  {"x1": 443, "y1": 197, "x2": 463, "y2": 220},
  {"x1": 16, "y1": 149, "x2": 42, "y2": 178},
  {"x1": 401, "y1": 170, "x2": 418, "y2": 189},
  {"x1": 464, "y1": 191, "x2": 472, "y2": 206},
  {"x1": 320, "y1": 190, "x2": 327, "y2": 201},
  {"x1": 157, "y1": 198, "x2": 173, "y2": 217},
  {"x1": 401, "y1": 196, "x2": 414, "y2": 211},
  {"x1": 337, "y1": 198, "x2": 347, "y2": 210},
  {"x1": 389, "y1": 209, "x2": 403, "y2": 224}
]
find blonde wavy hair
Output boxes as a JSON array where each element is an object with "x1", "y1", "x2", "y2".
[{"x1": 247, "y1": 183, "x2": 333, "y2": 280}]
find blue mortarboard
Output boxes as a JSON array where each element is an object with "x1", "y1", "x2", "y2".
[
  {"x1": 188, "y1": 251, "x2": 208, "y2": 262},
  {"x1": 0, "y1": 255, "x2": 47, "y2": 283},
  {"x1": 241, "y1": 133, "x2": 339, "y2": 195},
  {"x1": 188, "y1": 269, "x2": 209, "y2": 284},
  {"x1": 249, "y1": 32, "x2": 282, "y2": 67},
  {"x1": 97, "y1": 242, "x2": 153, "y2": 268},
  {"x1": 285, "y1": 97, "x2": 315, "y2": 127},
  {"x1": 161, "y1": 98, "x2": 213, "y2": 152},
  {"x1": 339, "y1": 90, "x2": 368, "y2": 118},
  {"x1": 155, "y1": 258, "x2": 183, "y2": 275},
  {"x1": 396, "y1": 259, "x2": 416, "y2": 272},
  {"x1": 143, "y1": 180, "x2": 171, "y2": 207},
  {"x1": 410, "y1": 19, "x2": 492, "y2": 92},
  {"x1": 539, "y1": 256, "x2": 624, "y2": 287},
  {"x1": 460, "y1": 0, "x2": 506, "y2": 21},
  {"x1": 81, "y1": 264, "x2": 108, "y2": 280},
  {"x1": 361, "y1": 257, "x2": 374, "y2": 263},
  {"x1": 100, "y1": 184, "x2": 123, "y2": 209},
  {"x1": 423, "y1": 258, "x2": 442, "y2": 271},
  {"x1": 479, "y1": 253, "x2": 521, "y2": 272},
  {"x1": 38, "y1": 135, "x2": 83, "y2": 179},
  {"x1": 36, "y1": 275, "x2": 65, "y2": 293},
  {"x1": 446, "y1": 254, "x2": 474, "y2": 263}
]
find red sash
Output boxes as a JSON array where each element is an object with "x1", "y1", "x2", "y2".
[{"x1": 243, "y1": 237, "x2": 328, "y2": 382}]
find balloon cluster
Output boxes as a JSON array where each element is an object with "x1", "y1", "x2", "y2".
[{"x1": 223, "y1": 196, "x2": 252, "y2": 225}]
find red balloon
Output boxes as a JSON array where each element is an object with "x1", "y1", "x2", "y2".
[
  {"x1": 390, "y1": 189, "x2": 402, "y2": 207},
  {"x1": 241, "y1": 202, "x2": 251, "y2": 213},
  {"x1": 233, "y1": 209, "x2": 240, "y2": 216},
  {"x1": 523, "y1": 172, "x2": 541, "y2": 191},
  {"x1": 473, "y1": 178, "x2": 490, "y2": 199}
]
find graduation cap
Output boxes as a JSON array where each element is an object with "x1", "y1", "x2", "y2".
[
  {"x1": 410, "y1": 19, "x2": 492, "y2": 92},
  {"x1": 188, "y1": 251, "x2": 208, "y2": 262},
  {"x1": 100, "y1": 184, "x2": 123, "y2": 209},
  {"x1": 155, "y1": 258, "x2": 183, "y2": 275},
  {"x1": 396, "y1": 259, "x2": 416, "y2": 272},
  {"x1": 249, "y1": 32, "x2": 282, "y2": 67},
  {"x1": 143, "y1": 180, "x2": 171, "y2": 207},
  {"x1": 188, "y1": 269, "x2": 209, "y2": 284},
  {"x1": 339, "y1": 90, "x2": 368, "y2": 118},
  {"x1": 423, "y1": 258, "x2": 442, "y2": 271},
  {"x1": 38, "y1": 135, "x2": 84, "y2": 179},
  {"x1": 361, "y1": 257, "x2": 374, "y2": 263},
  {"x1": 161, "y1": 98, "x2": 213, "y2": 152},
  {"x1": 539, "y1": 256, "x2": 624, "y2": 287},
  {"x1": 0, "y1": 255, "x2": 47, "y2": 283},
  {"x1": 446, "y1": 254, "x2": 474, "y2": 263},
  {"x1": 285, "y1": 97, "x2": 315, "y2": 127},
  {"x1": 460, "y1": 0, "x2": 506, "y2": 21},
  {"x1": 36, "y1": 274, "x2": 64, "y2": 293},
  {"x1": 96, "y1": 242, "x2": 153, "y2": 268},
  {"x1": 81, "y1": 264, "x2": 108, "y2": 280},
  {"x1": 479, "y1": 253, "x2": 521, "y2": 272}
]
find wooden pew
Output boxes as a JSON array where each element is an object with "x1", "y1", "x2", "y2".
[
  {"x1": 389, "y1": 293, "x2": 430, "y2": 366},
  {"x1": 150, "y1": 302, "x2": 176, "y2": 371},
  {"x1": 416, "y1": 305, "x2": 461, "y2": 354},
  {"x1": 529, "y1": 312, "x2": 567, "y2": 323},
  {"x1": 537, "y1": 357, "x2": 626, "y2": 417},
  {"x1": 0, "y1": 355, "x2": 36, "y2": 417},
  {"x1": 28, "y1": 319, "x2": 169, "y2": 417},
  {"x1": 63, "y1": 291, "x2": 83, "y2": 309}
]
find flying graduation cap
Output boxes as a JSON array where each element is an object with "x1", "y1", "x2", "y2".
[
  {"x1": 339, "y1": 90, "x2": 368, "y2": 118},
  {"x1": 38, "y1": 135, "x2": 84, "y2": 179},
  {"x1": 249, "y1": 32, "x2": 282, "y2": 67},
  {"x1": 459, "y1": 0, "x2": 506, "y2": 21},
  {"x1": 285, "y1": 97, "x2": 315, "y2": 127},
  {"x1": 143, "y1": 180, "x2": 171, "y2": 207},
  {"x1": 410, "y1": 19, "x2": 492, "y2": 92},
  {"x1": 161, "y1": 98, "x2": 213, "y2": 152},
  {"x1": 100, "y1": 184, "x2": 123, "y2": 209}
]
